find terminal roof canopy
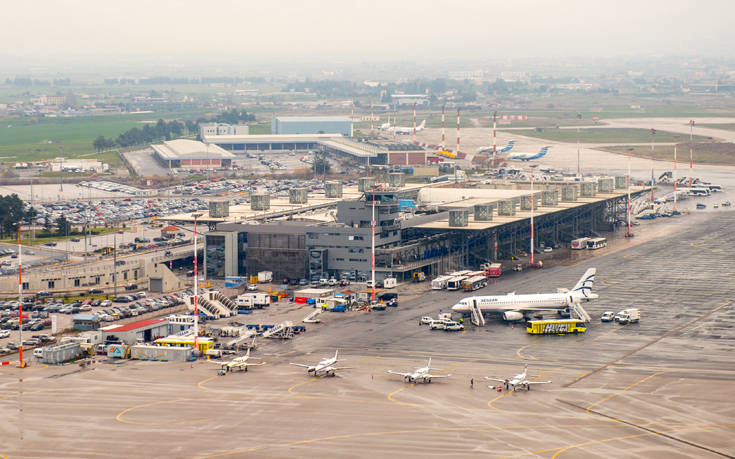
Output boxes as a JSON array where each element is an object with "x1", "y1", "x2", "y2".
[{"x1": 151, "y1": 139, "x2": 235, "y2": 160}]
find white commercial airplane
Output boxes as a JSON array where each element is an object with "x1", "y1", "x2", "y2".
[
  {"x1": 451, "y1": 268, "x2": 597, "y2": 321},
  {"x1": 380, "y1": 119, "x2": 426, "y2": 135},
  {"x1": 387, "y1": 358, "x2": 451, "y2": 384},
  {"x1": 477, "y1": 140, "x2": 515, "y2": 154},
  {"x1": 290, "y1": 350, "x2": 351, "y2": 377},
  {"x1": 485, "y1": 364, "x2": 551, "y2": 391},
  {"x1": 212, "y1": 338, "x2": 264, "y2": 372},
  {"x1": 510, "y1": 146, "x2": 549, "y2": 161}
]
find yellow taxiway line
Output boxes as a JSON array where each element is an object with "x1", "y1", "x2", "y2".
[
  {"x1": 585, "y1": 371, "x2": 664, "y2": 413},
  {"x1": 115, "y1": 399, "x2": 213, "y2": 426}
]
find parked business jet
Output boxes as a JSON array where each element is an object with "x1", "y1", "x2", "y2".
[
  {"x1": 510, "y1": 146, "x2": 549, "y2": 161},
  {"x1": 213, "y1": 338, "x2": 264, "y2": 372},
  {"x1": 477, "y1": 140, "x2": 515, "y2": 154},
  {"x1": 381, "y1": 119, "x2": 426, "y2": 135},
  {"x1": 387, "y1": 357, "x2": 451, "y2": 384},
  {"x1": 290, "y1": 350, "x2": 351, "y2": 377},
  {"x1": 451, "y1": 268, "x2": 597, "y2": 321},
  {"x1": 485, "y1": 364, "x2": 551, "y2": 391}
]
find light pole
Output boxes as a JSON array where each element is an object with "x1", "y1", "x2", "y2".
[
  {"x1": 530, "y1": 165, "x2": 537, "y2": 268},
  {"x1": 673, "y1": 135, "x2": 679, "y2": 214},
  {"x1": 689, "y1": 120, "x2": 695, "y2": 187},
  {"x1": 370, "y1": 188, "x2": 376, "y2": 303},
  {"x1": 18, "y1": 225, "x2": 24, "y2": 368},
  {"x1": 650, "y1": 128, "x2": 656, "y2": 202},
  {"x1": 192, "y1": 213, "x2": 202, "y2": 355}
]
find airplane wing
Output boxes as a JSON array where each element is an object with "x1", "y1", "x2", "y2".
[
  {"x1": 484, "y1": 377, "x2": 507, "y2": 383},
  {"x1": 525, "y1": 380, "x2": 551, "y2": 385},
  {"x1": 289, "y1": 363, "x2": 310, "y2": 368},
  {"x1": 427, "y1": 373, "x2": 451, "y2": 378},
  {"x1": 387, "y1": 370, "x2": 411, "y2": 377},
  {"x1": 242, "y1": 362, "x2": 266, "y2": 367},
  {"x1": 332, "y1": 367, "x2": 352, "y2": 370}
]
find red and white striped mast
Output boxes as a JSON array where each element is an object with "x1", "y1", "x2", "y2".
[
  {"x1": 689, "y1": 120, "x2": 695, "y2": 187},
  {"x1": 650, "y1": 128, "x2": 656, "y2": 202},
  {"x1": 440, "y1": 104, "x2": 446, "y2": 150},
  {"x1": 371, "y1": 187, "x2": 376, "y2": 303},
  {"x1": 193, "y1": 215, "x2": 199, "y2": 353},
  {"x1": 412, "y1": 102, "x2": 417, "y2": 144},
  {"x1": 456, "y1": 107, "x2": 461, "y2": 156},
  {"x1": 530, "y1": 166, "x2": 536, "y2": 267},
  {"x1": 18, "y1": 225, "x2": 24, "y2": 368}
]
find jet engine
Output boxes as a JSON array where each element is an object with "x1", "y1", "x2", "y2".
[{"x1": 502, "y1": 311, "x2": 524, "y2": 321}]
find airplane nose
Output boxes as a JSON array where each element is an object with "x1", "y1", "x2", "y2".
[{"x1": 451, "y1": 304, "x2": 463, "y2": 311}]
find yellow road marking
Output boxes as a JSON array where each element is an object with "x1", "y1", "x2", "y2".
[
  {"x1": 590, "y1": 323, "x2": 630, "y2": 341},
  {"x1": 115, "y1": 399, "x2": 213, "y2": 426},
  {"x1": 287, "y1": 377, "x2": 318, "y2": 395},
  {"x1": 585, "y1": 371, "x2": 664, "y2": 413},
  {"x1": 387, "y1": 385, "x2": 418, "y2": 407},
  {"x1": 516, "y1": 344, "x2": 538, "y2": 361}
]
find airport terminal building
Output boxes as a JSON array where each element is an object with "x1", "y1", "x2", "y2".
[{"x1": 151, "y1": 139, "x2": 235, "y2": 169}]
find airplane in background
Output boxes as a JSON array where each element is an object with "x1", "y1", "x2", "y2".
[
  {"x1": 451, "y1": 268, "x2": 597, "y2": 322},
  {"x1": 510, "y1": 146, "x2": 549, "y2": 161},
  {"x1": 485, "y1": 364, "x2": 551, "y2": 391},
  {"x1": 387, "y1": 357, "x2": 451, "y2": 384},
  {"x1": 212, "y1": 338, "x2": 264, "y2": 372},
  {"x1": 290, "y1": 350, "x2": 351, "y2": 377},
  {"x1": 477, "y1": 140, "x2": 515, "y2": 154},
  {"x1": 380, "y1": 119, "x2": 426, "y2": 135}
]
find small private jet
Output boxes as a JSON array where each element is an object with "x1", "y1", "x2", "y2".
[
  {"x1": 290, "y1": 350, "x2": 351, "y2": 377},
  {"x1": 387, "y1": 358, "x2": 451, "y2": 384},
  {"x1": 485, "y1": 364, "x2": 551, "y2": 391},
  {"x1": 477, "y1": 140, "x2": 515, "y2": 155},
  {"x1": 212, "y1": 338, "x2": 264, "y2": 373}
]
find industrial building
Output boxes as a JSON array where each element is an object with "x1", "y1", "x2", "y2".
[
  {"x1": 151, "y1": 139, "x2": 235, "y2": 169},
  {"x1": 202, "y1": 177, "x2": 651, "y2": 282},
  {"x1": 198, "y1": 122, "x2": 249, "y2": 138},
  {"x1": 101, "y1": 319, "x2": 169, "y2": 345},
  {"x1": 272, "y1": 116, "x2": 352, "y2": 136},
  {"x1": 391, "y1": 94, "x2": 430, "y2": 106}
]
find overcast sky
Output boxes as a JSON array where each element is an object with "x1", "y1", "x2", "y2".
[{"x1": 2, "y1": 0, "x2": 733, "y2": 67}]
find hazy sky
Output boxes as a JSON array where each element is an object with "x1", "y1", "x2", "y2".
[{"x1": 2, "y1": 0, "x2": 733, "y2": 66}]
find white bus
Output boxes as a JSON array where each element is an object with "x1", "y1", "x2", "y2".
[
  {"x1": 431, "y1": 275, "x2": 453, "y2": 290},
  {"x1": 446, "y1": 276, "x2": 468, "y2": 291},
  {"x1": 586, "y1": 237, "x2": 607, "y2": 250},
  {"x1": 571, "y1": 237, "x2": 590, "y2": 250}
]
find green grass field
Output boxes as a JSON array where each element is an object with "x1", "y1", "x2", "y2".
[
  {"x1": 502, "y1": 128, "x2": 710, "y2": 144},
  {"x1": 603, "y1": 142, "x2": 735, "y2": 166}
]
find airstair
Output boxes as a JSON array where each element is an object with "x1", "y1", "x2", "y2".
[
  {"x1": 225, "y1": 329, "x2": 256, "y2": 350},
  {"x1": 213, "y1": 292, "x2": 237, "y2": 312},
  {"x1": 571, "y1": 302, "x2": 592, "y2": 323},
  {"x1": 469, "y1": 299, "x2": 485, "y2": 327},
  {"x1": 185, "y1": 293, "x2": 232, "y2": 318},
  {"x1": 262, "y1": 321, "x2": 294, "y2": 339},
  {"x1": 303, "y1": 309, "x2": 323, "y2": 323}
]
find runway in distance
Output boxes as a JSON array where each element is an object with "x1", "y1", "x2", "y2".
[
  {"x1": 290, "y1": 350, "x2": 351, "y2": 377},
  {"x1": 510, "y1": 146, "x2": 549, "y2": 161},
  {"x1": 477, "y1": 140, "x2": 515, "y2": 154},
  {"x1": 451, "y1": 268, "x2": 597, "y2": 321},
  {"x1": 380, "y1": 119, "x2": 426, "y2": 135},
  {"x1": 211, "y1": 338, "x2": 264, "y2": 372},
  {"x1": 387, "y1": 358, "x2": 451, "y2": 384},
  {"x1": 485, "y1": 365, "x2": 551, "y2": 391}
]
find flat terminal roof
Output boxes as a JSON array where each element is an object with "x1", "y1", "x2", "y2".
[
  {"x1": 152, "y1": 139, "x2": 234, "y2": 160},
  {"x1": 414, "y1": 187, "x2": 651, "y2": 230},
  {"x1": 104, "y1": 319, "x2": 166, "y2": 333},
  {"x1": 203, "y1": 133, "x2": 343, "y2": 144}
]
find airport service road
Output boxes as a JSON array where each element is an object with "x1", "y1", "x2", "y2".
[{"x1": 1, "y1": 212, "x2": 734, "y2": 458}]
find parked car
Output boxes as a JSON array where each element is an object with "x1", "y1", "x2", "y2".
[
  {"x1": 420, "y1": 316, "x2": 433, "y2": 325},
  {"x1": 600, "y1": 311, "x2": 615, "y2": 322}
]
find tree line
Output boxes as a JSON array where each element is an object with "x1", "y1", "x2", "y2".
[
  {"x1": 0, "y1": 194, "x2": 34, "y2": 239},
  {"x1": 93, "y1": 119, "x2": 195, "y2": 152}
]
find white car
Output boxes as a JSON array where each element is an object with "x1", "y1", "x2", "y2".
[
  {"x1": 429, "y1": 320, "x2": 447, "y2": 330},
  {"x1": 33, "y1": 348, "x2": 44, "y2": 358},
  {"x1": 420, "y1": 316, "x2": 433, "y2": 325},
  {"x1": 445, "y1": 321, "x2": 464, "y2": 331},
  {"x1": 600, "y1": 311, "x2": 615, "y2": 322},
  {"x1": 0, "y1": 330, "x2": 10, "y2": 338},
  {"x1": 247, "y1": 284, "x2": 258, "y2": 291}
]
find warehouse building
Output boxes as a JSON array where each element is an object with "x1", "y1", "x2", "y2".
[
  {"x1": 101, "y1": 319, "x2": 169, "y2": 345},
  {"x1": 272, "y1": 116, "x2": 352, "y2": 136},
  {"x1": 198, "y1": 122, "x2": 249, "y2": 138},
  {"x1": 151, "y1": 139, "x2": 235, "y2": 169}
]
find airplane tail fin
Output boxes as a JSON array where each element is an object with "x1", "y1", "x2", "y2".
[
  {"x1": 335, "y1": 349, "x2": 339, "y2": 360},
  {"x1": 427, "y1": 357, "x2": 431, "y2": 369},
  {"x1": 419, "y1": 120, "x2": 426, "y2": 129},
  {"x1": 571, "y1": 268, "x2": 596, "y2": 297},
  {"x1": 246, "y1": 336, "x2": 255, "y2": 357}
]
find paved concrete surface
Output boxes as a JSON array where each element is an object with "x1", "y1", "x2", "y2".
[
  {"x1": 123, "y1": 148, "x2": 170, "y2": 177},
  {"x1": 1, "y1": 208, "x2": 734, "y2": 458}
]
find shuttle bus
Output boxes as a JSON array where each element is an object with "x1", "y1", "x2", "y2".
[
  {"x1": 586, "y1": 237, "x2": 607, "y2": 250},
  {"x1": 462, "y1": 276, "x2": 487, "y2": 291},
  {"x1": 446, "y1": 276, "x2": 467, "y2": 291},
  {"x1": 155, "y1": 336, "x2": 214, "y2": 354},
  {"x1": 431, "y1": 275, "x2": 453, "y2": 290},
  {"x1": 526, "y1": 319, "x2": 587, "y2": 335},
  {"x1": 571, "y1": 237, "x2": 590, "y2": 250}
]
